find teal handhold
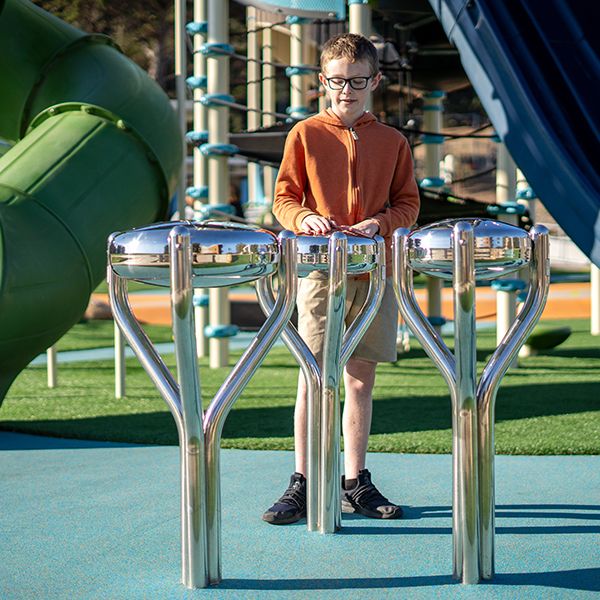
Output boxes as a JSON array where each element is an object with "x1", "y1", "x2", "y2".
[
  {"x1": 199, "y1": 143, "x2": 238, "y2": 157},
  {"x1": 205, "y1": 324, "x2": 239, "y2": 339},
  {"x1": 285, "y1": 15, "x2": 312, "y2": 24},
  {"x1": 186, "y1": 186, "x2": 208, "y2": 199},
  {"x1": 196, "y1": 204, "x2": 235, "y2": 218},
  {"x1": 186, "y1": 21, "x2": 207, "y2": 35},
  {"x1": 516, "y1": 187, "x2": 537, "y2": 200},
  {"x1": 185, "y1": 131, "x2": 208, "y2": 145},
  {"x1": 200, "y1": 93, "x2": 235, "y2": 107},
  {"x1": 420, "y1": 177, "x2": 445, "y2": 188},
  {"x1": 285, "y1": 66, "x2": 316, "y2": 77},
  {"x1": 428, "y1": 316, "x2": 447, "y2": 327},
  {"x1": 199, "y1": 42, "x2": 234, "y2": 56},
  {"x1": 487, "y1": 202, "x2": 526, "y2": 215},
  {"x1": 286, "y1": 106, "x2": 310, "y2": 115},
  {"x1": 422, "y1": 134, "x2": 445, "y2": 144},
  {"x1": 491, "y1": 279, "x2": 527, "y2": 293},
  {"x1": 186, "y1": 76, "x2": 207, "y2": 90},
  {"x1": 193, "y1": 294, "x2": 209, "y2": 308}
]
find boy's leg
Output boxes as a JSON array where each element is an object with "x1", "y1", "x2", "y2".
[
  {"x1": 342, "y1": 357, "x2": 376, "y2": 479},
  {"x1": 294, "y1": 370, "x2": 308, "y2": 476}
]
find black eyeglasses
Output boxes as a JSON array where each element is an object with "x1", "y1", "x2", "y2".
[{"x1": 323, "y1": 76, "x2": 373, "y2": 90}]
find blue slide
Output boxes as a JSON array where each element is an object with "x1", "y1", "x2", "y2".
[{"x1": 428, "y1": 0, "x2": 600, "y2": 267}]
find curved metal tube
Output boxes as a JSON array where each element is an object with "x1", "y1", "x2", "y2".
[
  {"x1": 256, "y1": 276, "x2": 323, "y2": 532},
  {"x1": 108, "y1": 266, "x2": 182, "y2": 435},
  {"x1": 169, "y1": 227, "x2": 208, "y2": 589},
  {"x1": 203, "y1": 231, "x2": 298, "y2": 583},
  {"x1": 392, "y1": 229, "x2": 456, "y2": 389},
  {"x1": 319, "y1": 232, "x2": 348, "y2": 533},
  {"x1": 452, "y1": 222, "x2": 480, "y2": 584},
  {"x1": 476, "y1": 225, "x2": 550, "y2": 580},
  {"x1": 340, "y1": 236, "x2": 386, "y2": 366}
]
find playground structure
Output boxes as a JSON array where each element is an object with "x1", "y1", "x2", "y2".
[
  {"x1": 0, "y1": 0, "x2": 182, "y2": 405},
  {"x1": 0, "y1": 0, "x2": 598, "y2": 593},
  {"x1": 173, "y1": 0, "x2": 600, "y2": 371},
  {"x1": 1, "y1": 0, "x2": 597, "y2": 397}
]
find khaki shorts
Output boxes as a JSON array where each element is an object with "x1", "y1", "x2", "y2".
[{"x1": 297, "y1": 273, "x2": 398, "y2": 364}]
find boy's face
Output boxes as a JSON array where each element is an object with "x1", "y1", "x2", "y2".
[{"x1": 319, "y1": 58, "x2": 381, "y2": 126}]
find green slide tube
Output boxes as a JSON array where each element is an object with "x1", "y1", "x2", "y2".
[{"x1": 0, "y1": 0, "x2": 183, "y2": 404}]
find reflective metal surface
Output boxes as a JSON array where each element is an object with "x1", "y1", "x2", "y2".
[
  {"x1": 452, "y1": 222, "x2": 479, "y2": 584},
  {"x1": 319, "y1": 233, "x2": 347, "y2": 534},
  {"x1": 392, "y1": 219, "x2": 550, "y2": 585},
  {"x1": 108, "y1": 220, "x2": 279, "y2": 287},
  {"x1": 476, "y1": 224, "x2": 550, "y2": 579},
  {"x1": 256, "y1": 233, "x2": 386, "y2": 534},
  {"x1": 406, "y1": 218, "x2": 531, "y2": 280},
  {"x1": 296, "y1": 233, "x2": 379, "y2": 277},
  {"x1": 108, "y1": 224, "x2": 297, "y2": 589}
]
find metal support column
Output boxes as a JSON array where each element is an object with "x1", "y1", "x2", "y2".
[
  {"x1": 262, "y1": 22, "x2": 276, "y2": 220},
  {"x1": 247, "y1": 6, "x2": 261, "y2": 205},
  {"x1": 207, "y1": 0, "x2": 231, "y2": 368},
  {"x1": 47, "y1": 345, "x2": 57, "y2": 388},
  {"x1": 174, "y1": 0, "x2": 188, "y2": 219},
  {"x1": 495, "y1": 143, "x2": 518, "y2": 351},
  {"x1": 192, "y1": 0, "x2": 209, "y2": 358},
  {"x1": 423, "y1": 91, "x2": 445, "y2": 332},
  {"x1": 288, "y1": 18, "x2": 309, "y2": 119},
  {"x1": 348, "y1": 0, "x2": 372, "y2": 112},
  {"x1": 452, "y1": 222, "x2": 480, "y2": 584},
  {"x1": 115, "y1": 321, "x2": 126, "y2": 398}
]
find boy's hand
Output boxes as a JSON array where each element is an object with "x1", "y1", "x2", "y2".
[
  {"x1": 349, "y1": 219, "x2": 380, "y2": 238},
  {"x1": 301, "y1": 214, "x2": 335, "y2": 235}
]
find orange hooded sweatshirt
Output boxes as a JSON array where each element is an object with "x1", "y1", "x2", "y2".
[{"x1": 273, "y1": 108, "x2": 420, "y2": 268}]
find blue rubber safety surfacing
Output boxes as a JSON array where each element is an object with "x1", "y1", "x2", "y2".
[{"x1": 0, "y1": 434, "x2": 598, "y2": 599}]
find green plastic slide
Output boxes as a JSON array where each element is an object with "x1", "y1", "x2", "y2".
[{"x1": 0, "y1": 0, "x2": 183, "y2": 404}]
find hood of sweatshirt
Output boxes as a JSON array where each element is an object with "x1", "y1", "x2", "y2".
[{"x1": 312, "y1": 108, "x2": 377, "y2": 130}]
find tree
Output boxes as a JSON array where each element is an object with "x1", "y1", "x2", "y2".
[{"x1": 32, "y1": 0, "x2": 175, "y2": 89}]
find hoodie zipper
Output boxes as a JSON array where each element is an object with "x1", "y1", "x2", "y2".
[{"x1": 348, "y1": 126, "x2": 359, "y2": 220}]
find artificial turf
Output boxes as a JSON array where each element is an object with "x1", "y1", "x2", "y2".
[{"x1": 1, "y1": 318, "x2": 598, "y2": 455}]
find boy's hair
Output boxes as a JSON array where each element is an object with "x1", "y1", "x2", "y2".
[{"x1": 320, "y1": 33, "x2": 379, "y2": 75}]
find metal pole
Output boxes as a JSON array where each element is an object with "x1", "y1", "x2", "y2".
[
  {"x1": 262, "y1": 21, "x2": 276, "y2": 219},
  {"x1": 114, "y1": 321, "x2": 126, "y2": 398},
  {"x1": 203, "y1": 231, "x2": 298, "y2": 583},
  {"x1": 477, "y1": 225, "x2": 550, "y2": 580},
  {"x1": 174, "y1": 0, "x2": 188, "y2": 219},
  {"x1": 495, "y1": 143, "x2": 517, "y2": 206},
  {"x1": 47, "y1": 345, "x2": 57, "y2": 388},
  {"x1": 452, "y1": 222, "x2": 480, "y2": 584},
  {"x1": 207, "y1": 0, "x2": 230, "y2": 367},
  {"x1": 256, "y1": 277, "x2": 322, "y2": 532},
  {"x1": 348, "y1": 0, "x2": 372, "y2": 112},
  {"x1": 423, "y1": 91, "x2": 445, "y2": 333},
  {"x1": 319, "y1": 232, "x2": 347, "y2": 534},
  {"x1": 495, "y1": 143, "x2": 518, "y2": 356},
  {"x1": 193, "y1": 0, "x2": 209, "y2": 358},
  {"x1": 247, "y1": 6, "x2": 261, "y2": 209},
  {"x1": 289, "y1": 21, "x2": 308, "y2": 119},
  {"x1": 169, "y1": 227, "x2": 208, "y2": 589}
]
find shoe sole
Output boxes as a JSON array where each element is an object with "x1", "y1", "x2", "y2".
[
  {"x1": 262, "y1": 512, "x2": 306, "y2": 525},
  {"x1": 341, "y1": 498, "x2": 403, "y2": 519}
]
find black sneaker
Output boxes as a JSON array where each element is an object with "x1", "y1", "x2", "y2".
[
  {"x1": 341, "y1": 469, "x2": 403, "y2": 519},
  {"x1": 262, "y1": 472, "x2": 307, "y2": 525}
]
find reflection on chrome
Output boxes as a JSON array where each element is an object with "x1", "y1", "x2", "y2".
[
  {"x1": 392, "y1": 219, "x2": 549, "y2": 585},
  {"x1": 108, "y1": 222, "x2": 297, "y2": 589}
]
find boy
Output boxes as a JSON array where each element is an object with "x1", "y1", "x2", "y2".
[{"x1": 263, "y1": 33, "x2": 420, "y2": 524}]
